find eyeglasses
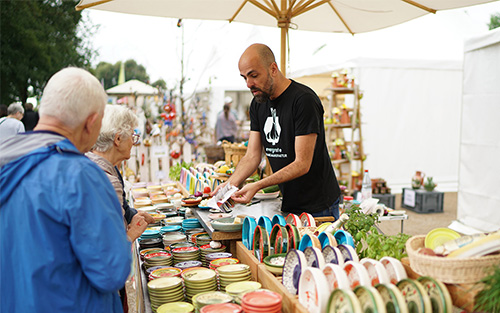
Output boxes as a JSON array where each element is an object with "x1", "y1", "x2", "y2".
[{"x1": 131, "y1": 133, "x2": 140, "y2": 144}]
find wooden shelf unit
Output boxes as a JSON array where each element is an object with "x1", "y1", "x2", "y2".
[{"x1": 324, "y1": 86, "x2": 365, "y2": 192}]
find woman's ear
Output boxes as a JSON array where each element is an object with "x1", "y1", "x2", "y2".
[{"x1": 114, "y1": 133, "x2": 122, "y2": 146}]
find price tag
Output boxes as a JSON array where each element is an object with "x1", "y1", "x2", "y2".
[
  {"x1": 403, "y1": 189, "x2": 416, "y2": 207},
  {"x1": 151, "y1": 145, "x2": 168, "y2": 158}
]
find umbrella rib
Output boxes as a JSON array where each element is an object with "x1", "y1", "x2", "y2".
[
  {"x1": 265, "y1": 0, "x2": 281, "y2": 15},
  {"x1": 293, "y1": 0, "x2": 331, "y2": 17},
  {"x1": 248, "y1": 0, "x2": 279, "y2": 18},
  {"x1": 401, "y1": 0, "x2": 436, "y2": 13},
  {"x1": 291, "y1": 0, "x2": 315, "y2": 16},
  {"x1": 327, "y1": 2, "x2": 354, "y2": 34},
  {"x1": 75, "y1": 0, "x2": 113, "y2": 10},
  {"x1": 230, "y1": 0, "x2": 250, "y2": 22}
]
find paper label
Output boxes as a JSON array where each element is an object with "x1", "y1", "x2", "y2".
[
  {"x1": 403, "y1": 189, "x2": 416, "y2": 207},
  {"x1": 151, "y1": 146, "x2": 168, "y2": 158}
]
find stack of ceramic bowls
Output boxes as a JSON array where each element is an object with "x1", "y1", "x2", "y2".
[
  {"x1": 139, "y1": 238, "x2": 164, "y2": 251},
  {"x1": 200, "y1": 303, "x2": 243, "y2": 313},
  {"x1": 164, "y1": 216, "x2": 184, "y2": 226},
  {"x1": 182, "y1": 218, "x2": 202, "y2": 231},
  {"x1": 192, "y1": 291, "x2": 234, "y2": 312},
  {"x1": 149, "y1": 213, "x2": 167, "y2": 226},
  {"x1": 147, "y1": 276, "x2": 185, "y2": 311},
  {"x1": 174, "y1": 260, "x2": 203, "y2": 271},
  {"x1": 193, "y1": 233, "x2": 212, "y2": 246},
  {"x1": 205, "y1": 252, "x2": 232, "y2": 267},
  {"x1": 140, "y1": 229, "x2": 162, "y2": 241},
  {"x1": 157, "y1": 302, "x2": 194, "y2": 313},
  {"x1": 171, "y1": 246, "x2": 200, "y2": 265},
  {"x1": 145, "y1": 265, "x2": 170, "y2": 277},
  {"x1": 182, "y1": 268, "x2": 218, "y2": 302},
  {"x1": 149, "y1": 267, "x2": 182, "y2": 281},
  {"x1": 225, "y1": 281, "x2": 261, "y2": 304},
  {"x1": 163, "y1": 232, "x2": 187, "y2": 247},
  {"x1": 143, "y1": 251, "x2": 173, "y2": 269},
  {"x1": 200, "y1": 245, "x2": 227, "y2": 267},
  {"x1": 209, "y1": 258, "x2": 239, "y2": 270},
  {"x1": 160, "y1": 225, "x2": 182, "y2": 235},
  {"x1": 216, "y1": 264, "x2": 252, "y2": 291},
  {"x1": 185, "y1": 229, "x2": 207, "y2": 243},
  {"x1": 140, "y1": 248, "x2": 165, "y2": 261},
  {"x1": 241, "y1": 289, "x2": 282, "y2": 313}
]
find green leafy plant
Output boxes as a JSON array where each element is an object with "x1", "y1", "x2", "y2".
[
  {"x1": 474, "y1": 266, "x2": 500, "y2": 313},
  {"x1": 168, "y1": 161, "x2": 193, "y2": 181},
  {"x1": 344, "y1": 206, "x2": 410, "y2": 260}
]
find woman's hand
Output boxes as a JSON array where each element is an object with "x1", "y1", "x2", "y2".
[
  {"x1": 231, "y1": 182, "x2": 260, "y2": 204},
  {"x1": 127, "y1": 214, "x2": 148, "y2": 242}
]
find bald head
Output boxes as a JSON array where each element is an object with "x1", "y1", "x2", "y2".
[
  {"x1": 239, "y1": 44, "x2": 290, "y2": 101},
  {"x1": 241, "y1": 44, "x2": 276, "y2": 68}
]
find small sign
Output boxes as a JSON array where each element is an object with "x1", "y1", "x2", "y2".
[
  {"x1": 151, "y1": 146, "x2": 168, "y2": 158},
  {"x1": 403, "y1": 189, "x2": 416, "y2": 207}
]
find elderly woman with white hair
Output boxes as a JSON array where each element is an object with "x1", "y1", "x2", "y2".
[
  {"x1": 0, "y1": 103, "x2": 25, "y2": 140},
  {"x1": 86, "y1": 104, "x2": 154, "y2": 241}
]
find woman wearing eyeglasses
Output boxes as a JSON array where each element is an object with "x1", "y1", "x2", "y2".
[
  {"x1": 86, "y1": 104, "x2": 153, "y2": 239},
  {"x1": 86, "y1": 104, "x2": 153, "y2": 313}
]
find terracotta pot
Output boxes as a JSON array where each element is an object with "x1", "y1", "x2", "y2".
[{"x1": 411, "y1": 171, "x2": 425, "y2": 189}]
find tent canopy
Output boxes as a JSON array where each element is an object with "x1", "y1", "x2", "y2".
[{"x1": 106, "y1": 79, "x2": 159, "y2": 96}]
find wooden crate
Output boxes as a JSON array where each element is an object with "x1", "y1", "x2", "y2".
[{"x1": 235, "y1": 242, "x2": 308, "y2": 313}]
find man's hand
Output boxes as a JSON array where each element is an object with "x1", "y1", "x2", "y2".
[{"x1": 231, "y1": 182, "x2": 260, "y2": 204}]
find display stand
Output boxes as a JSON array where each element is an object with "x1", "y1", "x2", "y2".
[{"x1": 324, "y1": 86, "x2": 364, "y2": 192}]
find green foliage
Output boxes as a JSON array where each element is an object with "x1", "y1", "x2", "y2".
[
  {"x1": 344, "y1": 206, "x2": 410, "y2": 260},
  {"x1": 152, "y1": 79, "x2": 167, "y2": 90},
  {"x1": 475, "y1": 266, "x2": 500, "y2": 313},
  {"x1": 488, "y1": 13, "x2": 500, "y2": 30},
  {"x1": 94, "y1": 60, "x2": 151, "y2": 90},
  {"x1": 169, "y1": 161, "x2": 193, "y2": 181},
  {"x1": 0, "y1": 0, "x2": 97, "y2": 105}
]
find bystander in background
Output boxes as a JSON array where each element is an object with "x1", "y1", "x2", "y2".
[
  {"x1": 0, "y1": 103, "x2": 25, "y2": 140},
  {"x1": 21, "y1": 102, "x2": 39, "y2": 131}
]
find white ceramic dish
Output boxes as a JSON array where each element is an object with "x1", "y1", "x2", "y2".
[
  {"x1": 304, "y1": 246, "x2": 326, "y2": 269},
  {"x1": 298, "y1": 267, "x2": 330, "y2": 313},
  {"x1": 354, "y1": 285, "x2": 387, "y2": 313},
  {"x1": 361, "y1": 258, "x2": 390, "y2": 286},
  {"x1": 282, "y1": 249, "x2": 307, "y2": 295},
  {"x1": 375, "y1": 283, "x2": 409, "y2": 313},
  {"x1": 380, "y1": 256, "x2": 407, "y2": 285},
  {"x1": 322, "y1": 245, "x2": 344, "y2": 267},
  {"x1": 254, "y1": 191, "x2": 280, "y2": 200},
  {"x1": 343, "y1": 260, "x2": 371, "y2": 289},
  {"x1": 322, "y1": 263, "x2": 350, "y2": 292}
]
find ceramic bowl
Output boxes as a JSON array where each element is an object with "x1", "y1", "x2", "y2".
[
  {"x1": 282, "y1": 249, "x2": 307, "y2": 295},
  {"x1": 271, "y1": 214, "x2": 286, "y2": 227},
  {"x1": 299, "y1": 212, "x2": 316, "y2": 227},
  {"x1": 322, "y1": 263, "x2": 350, "y2": 292},
  {"x1": 375, "y1": 283, "x2": 409, "y2": 313},
  {"x1": 242, "y1": 216, "x2": 257, "y2": 250},
  {"x1": 211, "y1": 217, "x2": 243, "y2": 232},
  {"x1": 343, "y1": 260, "x2": 371, "y2": 289},
  {"x1": 322, "y1": 245, "x2": 344, "y2": 266},
  {"x1": 304, "y1": 246, "x2": 325, "y2": 269},
  {"x1": 334, "y1": 229, "x2": 355, "y2": 248},
  {"x1": 285, "y1": 213, "x2": 302, "y2": 227},
  {"x1": 380, "y1": 256, "x2": 407, "y2": 285},
  {"x1": 318, "y1": 231, "x2": 337, "y2": 249},
  {"x1": 298, "y1": 233, "x2": 321, "y2": 251},
  {"x1": 337, "y1": 244, "x2": 359, "y2": 263},
  {"x1": 257, "y1": 216, "x2": 272, "y2": 233},
  {"x1": 326, "y1": 289, "x2": 362, "y2": 312},
  {"x1": 263, "y1": 253, "x2": 286, "y2": 275},
  {"x1": 298, "y1": 267, "x2": 330, "y2": 313},
  {"x1": 361, "y1": 258, "x2": 390, "y2": 286}
]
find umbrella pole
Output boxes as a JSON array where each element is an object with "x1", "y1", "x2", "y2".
[{"x1": 280, "y1": 27, "x2": 289, "y2": 77}]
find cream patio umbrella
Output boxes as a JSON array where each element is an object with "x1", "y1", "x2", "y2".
[{"x1": 76, "y1": 0, "x2": 497, "y2": 76}]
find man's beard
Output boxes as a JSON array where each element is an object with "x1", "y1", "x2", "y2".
[{"x1": 252, "y1": 75, "x2": 274, "y2": 103}]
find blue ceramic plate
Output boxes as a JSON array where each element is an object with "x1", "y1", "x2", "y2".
[
  {"x1": 334, "y1": 230, "x2": 355, "y2": 248},
  {"x1": 242, "y1": 217, "x2": 257, "y2": 250},
  {"x1": 257, "y1": 216, "x2": 272, "y2": 233}
]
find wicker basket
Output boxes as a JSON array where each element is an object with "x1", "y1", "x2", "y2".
[
  {"x1": 222, "y1": 142, "x2": 247, "y2": 166},
  {"x1": 406, "y1": 235, "x2": 500, "y2": 284}
]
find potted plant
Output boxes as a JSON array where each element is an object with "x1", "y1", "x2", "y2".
[{"x1": 424, "y1": 177, "x2": 437, "y2": 191}]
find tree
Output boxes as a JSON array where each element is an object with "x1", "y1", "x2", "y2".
[
  {"x1": 489, "y1": 13, "x2": 500, "y2": 30},
  {"x1": 0, "y1": 0, "x2": 97, "y2": 105},
  {"x1": 93, "y1": 59, "x2": 151, "y2": 89},
  {"x1": 152, "y1": 79, "x2": 167, "y2": 90}
]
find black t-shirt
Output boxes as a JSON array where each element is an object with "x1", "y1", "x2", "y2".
[{"x1": 250, "y1": 80, "x2": 340, "y2": 214}]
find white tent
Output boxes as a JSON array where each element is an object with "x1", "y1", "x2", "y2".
[
  {"x1": 456, "y1": 28, "x2": 500, "y2": 233},
  {"x1": 291, "y1": 57, "x2": 463, "y2": 193},
  {"x1": 106, "y1": 79, "x2": 159, "y2": 96}
]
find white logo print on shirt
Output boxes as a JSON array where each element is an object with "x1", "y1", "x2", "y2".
[{"x1": 264, "y1": 108, "x2": 281, "y2": 145}]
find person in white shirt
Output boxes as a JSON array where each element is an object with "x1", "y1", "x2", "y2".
[{"x1": 0, "y1": 103, "x2": 25, "y2": 140}]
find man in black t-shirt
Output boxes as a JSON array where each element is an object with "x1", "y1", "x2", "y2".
[{"x1": 215, "y1": 43, "x2": 340, "y2": 219}]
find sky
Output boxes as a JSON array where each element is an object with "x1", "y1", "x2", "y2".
[{"x1": 84, "y1": 1, "x2": 500, "y2": 92}]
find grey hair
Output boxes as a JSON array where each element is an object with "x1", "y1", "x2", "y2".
[
  {"x1": 92, "y1": 104, "x2": 139, "y2": 152},
  {"x1": 7, "y1": 103, "x2": 24, "y2": 115},
  {"x1": 39, "y1": 67, "x2": 107, "y2": 128}
]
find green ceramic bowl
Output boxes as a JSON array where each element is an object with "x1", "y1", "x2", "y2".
[{"x1": 211, "y1": 217, "x2": 243, "y2": 232}]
